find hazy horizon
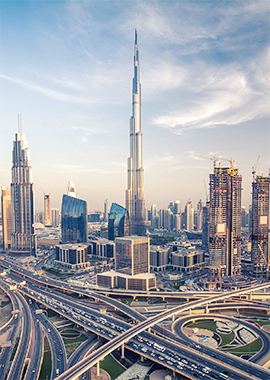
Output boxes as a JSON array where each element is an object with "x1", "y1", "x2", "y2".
[{"x1": 0, "y1": 0, "x2": 269, "y2": 213}]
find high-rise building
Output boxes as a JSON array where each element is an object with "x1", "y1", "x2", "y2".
[
  {"x1": 61, "y1": 194, "x2": 87, "y2": 244},
  {"x1": 241, "y1": 206, "x2": 248, "y2": 228},
  {"x1": 44, "y1": 194, "x2": 52, "y2": 227},
  {"x1": 125, "y1": 29, "x2": 146, "y2": 236},
  {"x1": 51, "y1": 208, "x2": 60, "y2": 227},
  {"x1": 174, "y1": 200, "x2": 181, "y2": 215},
  {"x1": 185, "y1": 199, "x2": 194, "y2": 231},
  {"x1": 10, "y1": 126, "x2": 36, "y2": 255},
  {"x1": 209, "y1": 166, "x2": 242, "y2": 276},
  {"x1": 108, "y1": 203, "x2": 130, "y2": 241},
  {"x1": 251, "y1": 175, "x2": 270, "y2": 275},
  {"x1": 150, "y1": 204, "x2": 157, "y2": 228},
  {"x1": 115, "y1": 236, "x2": 150, "y2": 276},
  {"x1": 197, "y1": 199, "x2": 203, "y2": 231},
  {"x1": 1, "y1": 187, "x2": 12, "y2": 250},
  {"x1": 202, "y1": 202, "x2": 210, "y2": 250},
  {"x1": 104, "y1": 199, "x2": 108, "y2": 222}
]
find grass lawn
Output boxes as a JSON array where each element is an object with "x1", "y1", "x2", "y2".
[
  {"x1": 47, "y1": 309, "x2": 58, "y2": 318},
  {"x1": 1, "y1": 300, "x2": 11, "y2": 308},
  {"x1": 171, "y1": 281, "x2": 184, "y2": 289},
  {"x1": 219, "y1": 331, "x2": 235, "y2": 346},
  {"x1": 135, "y1": 297, "x2": 148, "y2": 302},
  {"x1": 38, "y1": 351, "x2": 51, "y2": 380},
  {"x1": 187, "y1": 320, "x2": 217, "y2": 332},
  {"x1": 222, "y1": 338, "x2": 262, "y2": 356},
  {"x1": 63, "y1": 333, "x2": 88, "y2": 345},
  {"x1": 61, "y1": 329, "x2": 79, "y2": 334},
  {"x1": 99, "y1": 354, "x2": 125, "y2": 380},
  {"x1": 10, "y1": 337, "x2": 19, "y2": 361},
  {"x1": 256, "y1": 320, "x2": 270, "y2": 326},
  {"x1": 120, "y1": 298, "x2": 133, "y2": 305}
]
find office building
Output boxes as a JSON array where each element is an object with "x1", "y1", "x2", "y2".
[
  {"x1": 151, "y1": 204, "x2": 157, "y2": 228},
  {"x1": 185, "y1": 199, "x2": 194, "y2": 231},
  {"x1": 10, "y1": 126, "x2": 36, "y2": 255},
  {"x1": 125, "y1": 29, "x2": 146, "y2": 235},
  {"x1": 251, "y1": 175, "x2": 270, "y2": 275},
  {"x1": 55, "y1": 243, "x2": 89, "y2": 270},
  {"x1": 171, "y1": 249, "x2": 205, "y2": 273},
  {"x1": 174, "y1": 200, "x2": 181, "y2": 214},
  {"x1": 104, "y1": 199, "x2": 108, "y2": 222},
  {"x1": 44, "y1": 194, "x2": 52, "y2": 227},
  {"x1": 96, "y1": 270, "x2": 156, "y2": 291},
  {"x1": 197, "y1": 199, "x2": 203, "y2": 231},
  {"x1": 241, "y1": 206, "x2": 248, "y2": 228},
  {"x1": 150, "y1": 246, "x2": 170, "y2": 271},
  {"x1": 209, "y1": 166, "x2": 242, "y2": 276},
  {"x1": 115, "y1": 236, "x2": 149, "y2": 276},
  {"x1": 61, "y1": 194, "x2": 87, "y2": 244},
  {"x1": 1, "y1": 187, "x2": 12, "y2": 250},
  {"x1": 108, "y1": 203, "x2": 130, "y2": 241},
  {"x1": 89, "y1": 238, "x2": 115, "y2": 258},
  {"x1": 202, "y1": 202, "x2": 210, "y2": 250},
  {"x1": 51, "y1": 208, "x2": 60, "y2": 227}
]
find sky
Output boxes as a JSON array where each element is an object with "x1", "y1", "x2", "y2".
[{"x1": 0, "y1": 0, "x2": 269, "y2": 213}]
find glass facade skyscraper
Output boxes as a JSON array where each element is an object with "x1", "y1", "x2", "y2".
[
  {"x1": 61, "y1": 194, "x2": 87, "y2": 244},
  {"x1": 10, "y1": 128, "x2": 36, "y2": 255},
  {"x1": 108, "y1": 203, "x2": 130, "y2": 241}
]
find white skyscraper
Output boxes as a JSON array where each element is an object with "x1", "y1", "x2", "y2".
[{"x1": 125, "y1": 29, "x2": 146, "y2": 235}]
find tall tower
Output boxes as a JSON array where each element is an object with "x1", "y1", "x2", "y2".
[
  {"x1": 251, "y1": 175, "x2": 270, "y2": 276},
  {"x1": 125, "y1": 28, "x2": 146, "y2": 236},
  {"x1": 209, "y1": 166, "x2": 242, "y2": 276},
  {"x1": 1, "y1": 187, "x2": 12, "y2": 250},
  {"x1": 44, "y1": 194, "x2": 52, "y2": 227},
  {"x1": 10, "y1": 120, "x2": 36, "y2": 255}
]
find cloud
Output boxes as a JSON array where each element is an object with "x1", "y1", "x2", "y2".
[{"x1": 72, "y1": 126, "x2": 109, "y2": 134}]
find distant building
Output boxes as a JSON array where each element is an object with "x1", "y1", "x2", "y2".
[
  {"x1": 44, "y1": 194, "x2": 52, "y2": 227},
  {"x1": 89, "y1": 238, "x2": 115, "y2": 258},
  {"x1": 88, "y1": 212, "x2": 101, "y2": 223},
  {"x1": 197, "y1": 199, "x2": 203, "y2": 231},
  {"x1": 251, "y1": 175, "x2": 270, "y2": 276},
  {"x1": 185, "y1": 200, "x2": 194, "y2": 231},
  {"x1": 241, "y1": 206, "x2": 248, "y2": 228},
  {"x1": 108, "y1": 203, "x2": 130, "y2": 241},
  {"x1": 202, "y1": 202, "x2": 210, "y2": 250},
  {"x1": 209, "y1": 166, "x2": 242, "y2": 276},
  {"x1": 115, "y1": 235, "x2": 149, "y2": 275},
  {"x1": 97, "y1": 270, "x2": 156, "y2": 291},
  {"x1": 10, "y1": 126, "x2": 36, "y2": 255},
  {"x1": 55, "y1": 243, "x2": 89, "y2": 270},
  {"x1": 171, "y1": 249, "x2": 205, "y2": 273},
  {"x1": 150, "y1": 246, "x2": 170, "y2": 271},
  {"x1": 61, "y1": 194, "x2": 87, "y2": 244},
  {"x1": 104, "y1": 199, "x2": 108, "y2": 222},
  {"x1": 51, "y1": 208, "x2": 60, "y2": 227},
  {"x1": 1, "y1": 187, "x2": 12, "y2": 250}
]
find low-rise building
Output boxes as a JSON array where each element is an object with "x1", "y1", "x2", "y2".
[
  {"x1": 96, "y1": 270, "x2": 156, "y2": 291},
  {"x1": 171, "y1": 249, "x2": 205, "y2": 272},
  {"x1": 150, "y1": 246, "x2": 170, "y2": 271},
  {"x1": 55, "y1": 243, "x2": 90, "y2": 270}
]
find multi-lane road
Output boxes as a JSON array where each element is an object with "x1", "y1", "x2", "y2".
[{"x1": 1, "y1": 257, "x2": 270, "y2": 380}]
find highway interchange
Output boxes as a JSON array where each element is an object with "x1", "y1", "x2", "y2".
[{"x1": 0, "y1": 257, "x2": 270, "y2": 380}]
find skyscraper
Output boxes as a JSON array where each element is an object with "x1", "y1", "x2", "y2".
[
  {"x1": 251, "y1": 175, "x2": 270, "y2": 276},
  {"x1": 61, "y1": 194, "x2": 87, "y2": 244},
  {"x1": 10, "y1": 125, "x2": 36, "y2": 255},
  {"x1": 197, "y1": 199, "x2": 203, "y2": 231},
  {"x1": 209, "y1": 166, "x2": 242, "y2": 276},
  {"x1": 67, "y1": 181, "x2": 76, "y2": 197},
  {"x1": 115, "y1": 236, "x2": 150, "y2": 275},
  {"x1": 185, "y1": 199, "x2": 194, "y2": 231},
  {"x1": 104, "y1": 199, "x2": 108, "y2": 222},
  {"x1": 1, "y1": 187, "x2": 12, "y2": 250},
  {"x1": 125, "y1": 29, "x2": 146, "y2": 236},
  {"x1": 51, "y1": 208, "x2": 60, "y2": 227},
  {"x1": 44, "y1": 194, "x2": 52, "y2": 227},
  {"x1": 108, "y1": 203, "x2": 130, "y2": 241}
]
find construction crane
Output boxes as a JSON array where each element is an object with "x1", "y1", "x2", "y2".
[
  {"x1": 196, "y1": 155, "x2": 236, "y2": 169},
  {"x1": 252, "y1": 155, "x2": 260, "y2": 180},
  {"x1": 203, "y1": 179, "x2": 209, "y2": 203}
]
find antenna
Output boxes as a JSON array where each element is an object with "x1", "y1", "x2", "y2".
[
  {"x1": 20, "y1": 114, "x2": 22, "y2": 133},
  {"x1": 135, "y1": 12, "x2": 137, "y2": 29},
  {"x1": 18, "y1": 115, "x2": 20, "y2": 132}
]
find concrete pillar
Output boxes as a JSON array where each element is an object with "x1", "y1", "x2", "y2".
[
  {"x1": 148, "y1": 327, "x2": 151, "y2": 333},
  {"x1": 249, "y1": 293, "x2": 253, "y2": 300},
  {"x1": 205, "y1": 304, "x2": 208, "y2": 314},
  {"x1": 121, "y1": 344, "x2": 125, "y2": 359},
  {"x1": 96, "y1": 361, "x2": 100, "y2": 376},
  {"x1": 189, "y1": 308, "x2": 192, "y2": 315},
  {"x1": 172, "y1": 315, "x2": 175, "y2": 322},
  {"x1": 141, "y1": 355, "x2": 144, "y2": 362}
]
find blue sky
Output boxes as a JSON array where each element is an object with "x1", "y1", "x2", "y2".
[{"x1": 0, "y1": 0, "x2": 269, "y2": 213}]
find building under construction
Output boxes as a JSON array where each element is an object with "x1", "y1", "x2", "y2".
[
  {"x1": 209, "y1": 166, "x2": 242, "y2": 277},
  {"x1": 251, "y1": 175, "x2": 270, "y2": 277}
]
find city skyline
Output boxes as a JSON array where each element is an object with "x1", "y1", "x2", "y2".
[{"x1": 0, "y1": 1, "x2": 269, "y2": 212}]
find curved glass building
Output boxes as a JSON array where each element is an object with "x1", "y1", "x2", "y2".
[
  {"x1": 108, "y1": 203, "x2": 130, "y2": 241},
  {"x1": 61, "y1": 194, "x2": 87, "y2": 244}
]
